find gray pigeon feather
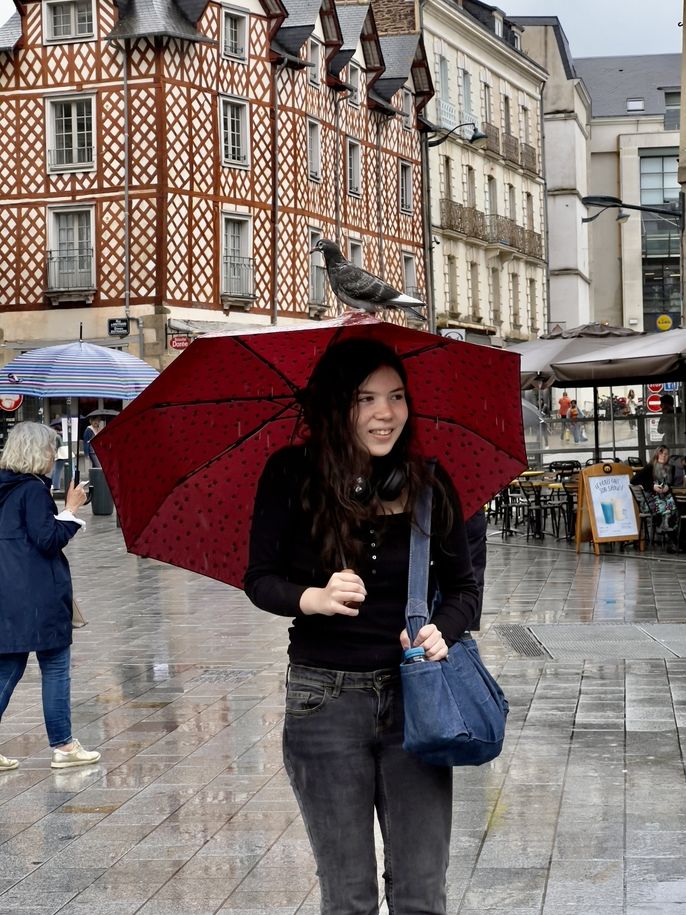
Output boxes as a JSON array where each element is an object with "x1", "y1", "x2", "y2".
[{"x1": 312, "y1": 239, "x2": 426, "y2": 321}]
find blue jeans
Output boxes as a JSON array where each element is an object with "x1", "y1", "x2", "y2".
[
  {"x1": 283, "y1": 665, "x2": 452, "y2": 915},
  {"x1": 0, "y1": 646, "x2": 72, "y2": 747}
]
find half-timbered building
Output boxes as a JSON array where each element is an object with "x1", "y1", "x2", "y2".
[{"x1": 0, "y1": 0, "x2": 432, "y2": 369}]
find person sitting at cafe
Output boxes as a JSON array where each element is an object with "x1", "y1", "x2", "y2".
[{"x1": 631, "y1": 446, "x2": 680, "y2": 552}]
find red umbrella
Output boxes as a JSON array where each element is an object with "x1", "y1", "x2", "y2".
[{"x1": 95, "y1": 315, "x2": 525, "y2": 588}]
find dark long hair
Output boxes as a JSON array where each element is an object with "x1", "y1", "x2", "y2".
[{"x1": 299, "y1": 338, "x2": 433, "y2": 571}]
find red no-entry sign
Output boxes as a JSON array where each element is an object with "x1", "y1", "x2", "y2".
[
  {"x1": 647, "y1": 383, "x2": 664, "y2": 394},
  {"x1": 646, "y1": 394, "x2": 663, "y2": 413}
]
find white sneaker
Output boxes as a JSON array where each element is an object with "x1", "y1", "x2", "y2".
[
  {"x1": 51, "y1": 739, "x2": 101, "y2": 769},
  {"x1": 0, "y1": 753, "x2": 18, "y2": 771}
]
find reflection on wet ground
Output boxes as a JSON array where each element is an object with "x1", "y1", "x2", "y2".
[{"x1": 1, "y1": 513, "x2": 686, "y2": 913}]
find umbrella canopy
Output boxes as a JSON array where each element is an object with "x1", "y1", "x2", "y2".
[
  {"x1": 552, "y1": 328, "x2": 686, "y2": 386},
  {"x1": 85, "y1": 408, "x2": 120, "y2": 419},
  {"x1": 508, "y1": 324, "x2": 643, "y2": 389},
  {"x1": 0, "y1": 341, "x2": 158, "y2": 399},
  {"x1": 95, "y1": 314, "x2": 527, "y2": 588}
]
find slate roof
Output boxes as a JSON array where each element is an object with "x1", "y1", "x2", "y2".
[
  {"x1": 374, "y1": 33, "x2": 419, "y2": 101},
  {"x1": 575, "y1": 53, "x2": 681, "y2": 118},
  {"x1": 108, "y1": 0, "x2": 213, "y2": 43},
  {"x1": 274, "y1": 0, "x2": 341, "y2": 57},
  {"x1": 328, "y1": 3, "x2": 369, "y2": 74},
  {"x1": 0, "y1": 10, "x2": 21, "y2": 52},
  {"x1": 510, "y1": 15, "x2": 577, "y2": 80}
]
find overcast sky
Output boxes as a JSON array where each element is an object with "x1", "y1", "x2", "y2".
[
  {"x1": 511, "y1": 0, "x2": 682, "y2": 57},
  {"x1": 0, "y1": 0, "x2": 682, "y2": 58}
]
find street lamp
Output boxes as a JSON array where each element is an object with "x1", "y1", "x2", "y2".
[
  {"x1": 581, "y1": 194, "x2": 684, "y2": 227},
  {"x1": 428, "y1": 121, "x2": 489, "y2": 149}
]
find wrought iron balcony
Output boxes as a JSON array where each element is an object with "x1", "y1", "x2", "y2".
[
  {"x1": 439, "y1": 199, "x2": 487, "y2": 240},
  {"x1": 309, "y1": 265, "x2": 326, "y2": 305},
  {"x1": 521, "y1": 142, "x2": 537, "y2": 173},
  {"x1": 523, "y1": 229, "x2": 543, "y2": 258},
  {"x1": 485, "y1": 215, "x2": 523, "y2": 249},
  {"x1": 48, "y1": 146, "x2": 94, "y2": 168},
  {"x1": 481, "y1": 122, "x2": 500, "y2": 155},
  {"x1": 46, "y1": 248, "x2": 94, "y2": 290},
  {"x1": 436, "y1": 98, "x2": 457, "y2": 129},
  {"x1": 221, "y1": 256, "x2": 254, "y2": 298},
  {"x1": 502, "y1": 133, "x2": 520, "y2": 165}
]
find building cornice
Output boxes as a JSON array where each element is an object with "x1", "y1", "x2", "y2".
[{"x1": 424, "y1": 0, "x2": 548, "y2": 87}]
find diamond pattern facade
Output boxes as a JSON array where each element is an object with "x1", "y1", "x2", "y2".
[{"x1": 0, "y1": 1, "x2": 428, "y2": 346}]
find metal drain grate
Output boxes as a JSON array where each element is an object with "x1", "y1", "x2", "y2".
[
  {"x1": 191, "y1": 668, "x2": 256, "y2": 686},
  {"x1": 494, "y1": 624, "x2": 548, "y2": 657},
  {"x1": 529, "y1": 624, "x2": 678, "y2": 660}
]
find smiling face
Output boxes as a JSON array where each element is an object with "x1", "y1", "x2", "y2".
[{"x1": 351, "y1": 365, "x2": 408, "y2": 457}]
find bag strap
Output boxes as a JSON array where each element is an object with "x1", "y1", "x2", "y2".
[{"x1": 405, "y1": 464, "x2": 435, "y2": 645}]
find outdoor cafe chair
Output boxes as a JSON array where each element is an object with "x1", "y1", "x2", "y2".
[
  {"x1": 517, "y1": 479, "x2": 563, "y2": 540},
  {"x1": 630, "y1": 483, "x2": 660, "y2": 548}
]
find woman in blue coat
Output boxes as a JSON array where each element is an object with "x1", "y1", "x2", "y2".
[{"x1": 0, "y1": 422, "x2": 101, "y2": 771}]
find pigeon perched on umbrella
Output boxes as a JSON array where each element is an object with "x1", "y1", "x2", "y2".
[{"x1": 311, "y1": 239, "x2": 426, "y2": 321}]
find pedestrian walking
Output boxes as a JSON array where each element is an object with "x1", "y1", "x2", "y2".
[
  {"x1": 83, "y1": 417, "x2": 102, "y2": 468},
  {"x1": 245, "y1": 338, "x2": 478, "y2": 915},
  {"x1": 51, "y1": 430, "x2": 68, "y2": 492},
  {"x1": 566, "y1": 399, "x2": 587, "y2": 444},
  {"x1": 0, "y1": 422, "x2": 101, "y2": 771},
  {"x1": 558, "y1": 390, "x2": 571, "y2": 441}
]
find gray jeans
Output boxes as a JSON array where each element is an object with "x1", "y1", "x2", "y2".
[{"x1": 283, "y1": 664, "x2": 452, "y2": 915}]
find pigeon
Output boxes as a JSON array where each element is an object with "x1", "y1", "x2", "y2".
[{"x1": 311, "y1": 239, "x2": 426, "y2": 321}]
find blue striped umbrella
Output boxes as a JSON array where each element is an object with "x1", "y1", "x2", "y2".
[{"x1": 0, "y1": 341, "x2": 158, "y2": 399}]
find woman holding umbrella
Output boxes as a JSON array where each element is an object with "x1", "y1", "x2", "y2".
[{"x1": 245, "y1": 339, "x2": 478, "y2": 914}]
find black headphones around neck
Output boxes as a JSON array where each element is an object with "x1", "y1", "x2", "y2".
[{"x1": 352, "y1": 463, "x2": 408, "y2": 505}]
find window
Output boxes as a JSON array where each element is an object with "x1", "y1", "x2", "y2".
[
  {"x1": 486, "y1": 175, "x2": 497, "y2": 215},
  {"x1": 348, "y1": 63, "x2": 360, "y2": 107},
  {"x1": 465, "y1": 165, "x2": 476, "y2": 208},
  {"x1": 443, "y1": 156, "x2": 453, "y2": 201},
  {"x1": 521, "y1": 105, "x2": 530, "y2": 143},
  {"x1": 349, "y1": 239, "x2": 363, "y2": 267},
  {"x1": 399, "y1": 161, "x2": 413, "y2": 214},
  {"x1": 223, "y1": 10, "x2": 248, "y2": 61},
  {"x1": 222, "y1": 216, "x2": 253, "y2": 297},
  {"x1": 640, "y1": 154, "x2": 679, "y2": 205},
  {"x1": 47, "y1": 96, "x2": 94, "y2": 170},
  {"x1": 528, "y1": 278, "x2": 537, "y2": 318},
  {"x1": 47, "y1": 208, "x2": 94, "y2": 290},
  {"x1": 503, "y1": 95, "x2": 512, "y2": 134},
  {"x1": 525, "y1": 192, "x2": 534, "y2": 230},
  {"x1": 490, "y1": 267, "x2": 501, "y2": 322},
  {"x1": 402, "y1": 89, "x2": 412, "y2": 130},
  {"x1": 402, "y1": 254, "x2": 417, "y2": 296},
  {"x1": 665, "y1": 91, "x2": 680, "y2": 129},
  {"x1": 307, "y1": 119, "x2": 321, "y2": 180},
  {"x1": 347, "y1": 139, "x2": 361, "y2": 196},
  {"x1": 512, "y1": 31, "x2": 521, "y2": 50},
  {"x1": 510, "y1": 272, "x2": 520, "y2": 325},
  {"x1": 507, "y1": 184, "x2": 516, "y2": 221},
  {"x1": 462, "y1": 69, "x2": 472, "y2": 113},
  {"x1": 469, "y1": 262, "x2": 480, "y2": 317},
  {"x1": 309, "y1": 227, "x2": 325, "y2": 304},
  {"x1": 626, "y1": 98, "x2": 645, "y2": 112},
  {"x1": 438, "y1": 55, "x2": 449, "y2": 100},
  {"x1": 494, "y1": 15, "x2": 503, "y2": 37},
  {"x1": 220, "y1": 97, "x2": 249, "y2": 166},
  {"x1": 483, "y1": 82, "x2": 492, "y2": 123},
  {"x1": 447, "y1": 255, "x2": 458, "y2": 314},
  {"x1": 308, "y1": 39, "x2": 320, "y2": 86},
  {"x1": 45, "y1": 0, "x2": 94, "y2": 42}
]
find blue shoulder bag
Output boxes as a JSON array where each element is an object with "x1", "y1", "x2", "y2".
[{"x1": 400, "y1": 478, "x2": 509, "y2": 767}]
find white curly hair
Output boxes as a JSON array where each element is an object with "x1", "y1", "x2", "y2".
[{"x1": 0, "y1": 422, "x2": 57, "y2": 476}]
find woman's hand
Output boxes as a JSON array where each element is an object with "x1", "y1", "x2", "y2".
[
  {"x1": 299, "y1": 569, "x2": 366, "y2": 617},
  {"x1": 64, "y1": 482, "x2": 87, "y2": 514},
  {"x1": 399, "y1": 623, "x2": 448, "y2": 661}
]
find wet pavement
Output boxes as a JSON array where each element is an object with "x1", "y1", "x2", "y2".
[{"x1": 1, "y1": 512, "x2": 686, "y2": 913}]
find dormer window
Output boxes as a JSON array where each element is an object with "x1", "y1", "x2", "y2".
[
  {"x1": 348, "y1": 63, "x2": 360, "y2": 107},
  {"x1": 45, "y1": 0, "x2": 94, "y2": 43},
  {"x1": 308, "y1": 39, "x2": 321, "y2": 86},
  {"x1": 223, "y1": 10, "x2": 248, "y2": 61},
  {"x1": 494, "y1": 14, "x2": 503, "y2": 37},
  {"x1": 402, "y1": 89, "x2": 412, "y2": 130}
]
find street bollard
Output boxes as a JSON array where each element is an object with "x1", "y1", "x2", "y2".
[{"x1": 89, "y1": 467, "x2": 114, "y2": 516}]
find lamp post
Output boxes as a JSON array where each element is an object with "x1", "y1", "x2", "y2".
[{"x1": 421, "y1": 121, "x2": 489, "y2": 334}]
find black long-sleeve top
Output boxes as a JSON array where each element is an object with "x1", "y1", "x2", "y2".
[{"x1": 244, "y1": 446, "x2": 479, "y2": 671}]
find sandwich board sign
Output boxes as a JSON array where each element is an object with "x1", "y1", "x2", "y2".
[{"x1": 575, "y1": 463, "x2": 640, "y2": 555}]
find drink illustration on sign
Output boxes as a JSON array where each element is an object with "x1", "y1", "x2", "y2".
[{"x1": 588, "y1": 474, "x2": 638, "y2": 539}]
